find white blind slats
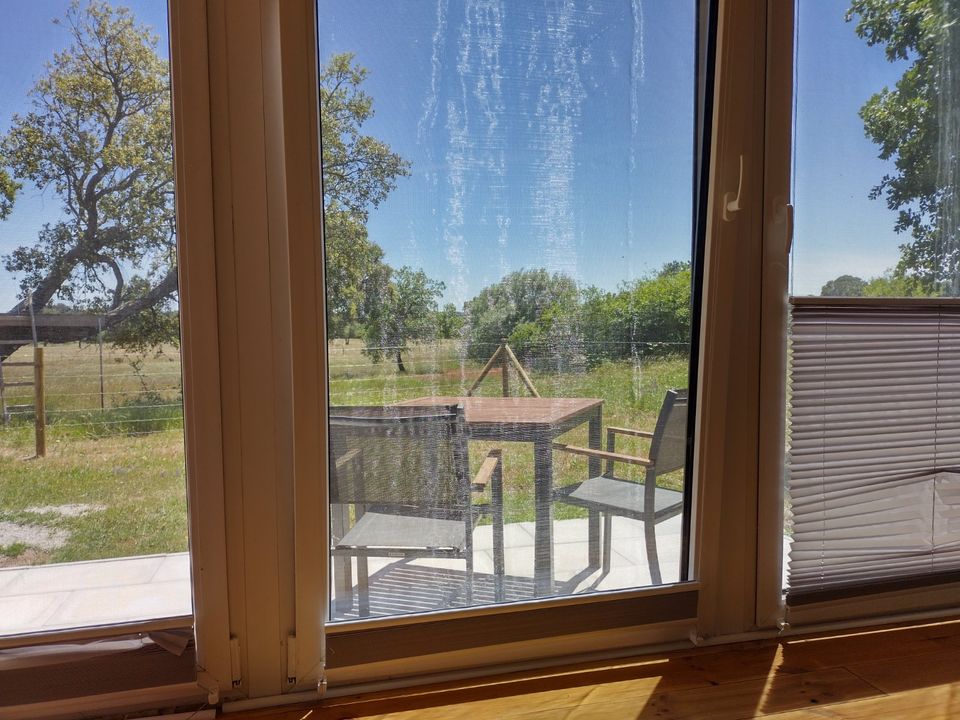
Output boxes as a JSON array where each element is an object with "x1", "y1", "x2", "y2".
[{"x1": 787, "y1": 302, "x2": 960, "y2": 599}]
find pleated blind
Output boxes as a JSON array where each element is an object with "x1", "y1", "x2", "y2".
[{"x1": 787, "y1": 298, "x2": 960, "y2": 603}]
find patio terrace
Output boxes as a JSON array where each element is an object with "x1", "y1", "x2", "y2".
[
  {"x1": 0, "y1": 516, "x2": 687, "y2": 635},
  {"x1": 0, "y1": 516, "x2": 793, "y2": 633}
]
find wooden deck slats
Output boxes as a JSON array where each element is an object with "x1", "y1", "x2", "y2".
[{"x1": 235, "y1": 618, "x2": 960, "y2": 720}]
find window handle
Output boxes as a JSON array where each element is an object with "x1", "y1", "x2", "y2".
[{"x1": 722, "y1": 154, "x2": 744, "y2": 222}]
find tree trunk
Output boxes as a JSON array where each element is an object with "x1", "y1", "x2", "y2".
[
  {"x1": 396, "y1": 349, "x2": 406, "y2": 373},
  {"x1": 0, "y1": 267, "x2": 179, "y2": 361}
]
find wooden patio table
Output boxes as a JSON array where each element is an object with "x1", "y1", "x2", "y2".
[{"x1": 395, "y1": 396, "x2": 604, "y2": 597}]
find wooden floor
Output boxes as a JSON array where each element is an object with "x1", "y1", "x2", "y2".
[{"x1": 235, "y1": 618, "x2": 960, "y2": 719}]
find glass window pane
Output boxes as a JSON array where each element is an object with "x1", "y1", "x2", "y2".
[
  {"x1": 0, "y1": 2, "x2": 190, "y2": 634},
  {"x1": 319, "y1": 0, "x2": 698, "y2": 621},
  {"x1": 788, "y1": 0, "x2": 960, "y2": 599}
]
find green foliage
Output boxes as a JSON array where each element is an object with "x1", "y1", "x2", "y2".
[
  {"x1": 363, "y1": 267, "x2": 444, "y2": 370},
  {"x1": 820, "y1": 274, "x2": 867, "y2": 297},
  {"x1": 324, "y1": 207, "x2": 388, "y2": 337},
  {"x1": 579, "y1": 264, "x2": 692, "y2": 364},
  {"x1": 480, "y1": 263, "x2": 693, "y2": 368},
  {"x1": 319, "y1": 53, "x2": 411, "y2": 220},
  {"x1": 101, "y1": 276, "x2": 181, "y2": 351},
  {"x1": 507, "y1": 301, "x2": 586, "y2": 372},
  {"x1": 0, "y1": 169, "x2": 18, "y2": 220},
  {"x1": 846, "y1": 0, "x2": 960, "y2": 291},
  {"x1": 319, "y1": 53, "x2": 410, "y2": 336},
  {"x1": 0, "y1": 17, "x2": 410, "y2": 351},
  {"x1": 861, "y1": 269, "x2": 932, "y2": 296},
  {"x1": 0, "y1": 0, "x2": 177, "y2": 347},
  {"x1": 435, "y1": 303, "x2": 465, "y2": 340},
  {"x1": 49, "y1": 390, "x2": 183, "y2": 438},
  {"x1": 463, "y1": 269, "x2": 579, "y2": 360},
  {"x1": 0, "y1": 542, "x2": 28, "y2": 558}
]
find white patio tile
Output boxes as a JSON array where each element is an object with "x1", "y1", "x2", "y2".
[
  {"x1": 551, "y1": 517, "x2": 589, "y2": 544},
  {"x1": 592, "y1": 563, "x2": 657, "y2": 591},
  {"x1": 0, "y1": 519, "x2": 748, "y2": 633},
  {"x1": 0, "y1": 568, "x2": 24, "y2": 593},
  {"x1": 473, "y1": 521, "x2": 534, "y2": 550},
  {"x1": 471, "y1": 549, "x2": 494, "y2": 575},
  {"x1": 0, "y1": 592, "x2": 69, "y2": 634},
  {"x1": 612, "y1": 531, "x2": 683, "y2": 567},
  {"x1": 40, "y1": 580, "x2": 191, "y2": 630},
  {"x1": 150, "y1": 553, "x2": 191, "y2": 582},
  {"x1": 3, "y1": 555, "x2": 165, "y2": 595}
]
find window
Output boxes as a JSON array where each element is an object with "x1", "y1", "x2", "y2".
[
  {"x1": 785, "y1": 0, "x2": 960, "y2": 614},
  {"x1": 317, "y1": 0, "x2": 702, "y2": 625},
  {"x1": 0, "y1": 0, "x2": 191, "y2": 639},
  {"x1": 9, "y1": 0, "x2": 879, "y2": 711}
]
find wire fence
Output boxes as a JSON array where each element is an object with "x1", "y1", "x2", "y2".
[
  {"x1": 0, "y1": 337, "x2": 691, "y2": 440},
  {"x1": 327, "y1": 338, "x2": 692, "y2": 412},
  {"x1": 0, "y1": 341, "x2": 184, "y2": 439}
]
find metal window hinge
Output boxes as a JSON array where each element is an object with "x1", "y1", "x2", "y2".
[
  {"x1": 230, "y1": 636, "x2": 242, "y2": 688},
  {"x1": 286, "y1": 634, "x2": 297, "y2": 684}
]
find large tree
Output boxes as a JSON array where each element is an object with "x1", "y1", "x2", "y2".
[
  {"x1": 462, "y1": 269, "x2": 579, "y2": 360},
  {"x1": 320, "y1": 53, "x2": 409, "y2": 338},
  {"x1": 363, "y1": 267, "x2": 444, "y2": 372},
  {"x1": 820, "y1": 274, "x2": 867, "y2": 297},
  {"x1": 847, "y1": 0, "x2": 960, "y2": 292},
  {"x1": 322, "y1": 205, "x2": 387, "y2": 339},
  {"x1": 1, "y1": 1, "x2": 175, "y2": 354},
  {"x1": 0, "y1": 3, "x2": 407, "y2": 353}
]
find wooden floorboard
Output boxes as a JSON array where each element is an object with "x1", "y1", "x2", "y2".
[{"x1": 232, "y1": 618, "x2": 960, "y2": 719}]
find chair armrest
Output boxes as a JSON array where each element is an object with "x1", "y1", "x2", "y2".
[
  {"x1": 472, "y1": 448, "x2": 503, "y2": 492},
  {"x1": 552, "y1": 443, "x2": 653, "y2": 467},
  {"x1": 607, "y1": 426, "x2": 654, "y2": 439},
  {"x1": 334, "y1": 447, "x2": 361, "y2": 471}
]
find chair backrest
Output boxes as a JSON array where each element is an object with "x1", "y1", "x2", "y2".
[
  {"x1": 328, "y1": 404, "x2": 469, "y2": 511},
  {"x1": 649, "y1": 389, "x2": 688, "y2": 476}
]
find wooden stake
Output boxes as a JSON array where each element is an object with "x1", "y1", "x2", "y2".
[
  {"x1": 34, "y1": 346, "x2": 45, "y2": 458},
  {"x1": 0, "y1": 358, "x2": 6, "y2": 425},
  {"x1": 467, "y1": 340, "x2": 541, "y2": 398},
  {"x1": 499, "y1": 338, "x2": 510, "y2": 397},
  {"x1": 98, "y1": 318, "x2": 105, "y2": 411},
  {"x1": 466, "y1": 344, "x2": 504, "y2": 396},
  {"x1": 503, "y1": 343, "x2": 541, "y2": 397}
]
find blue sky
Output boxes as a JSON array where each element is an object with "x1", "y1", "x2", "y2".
[
  {"x1": 0, "y1": 0, "x2": 169, "y2": 309},
  {"x1": 0, "y1": 0, "x2": 913, "y2": 308},
  {"x1": 792, "y1": 0, "x2": 908, "y2": 294},
  {"x1": 318, "y1": 0, "x2": 696, "y2": 306}
]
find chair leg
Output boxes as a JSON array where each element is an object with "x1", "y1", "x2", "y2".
[
  {"x1": 588, "y1": 510, "x2": 601, "y2": 569},
  {"x1": 331, "y1": 505, "x2": 353, "y2": 614},
  {"x1": 645, "y1": 521, "x2": 662, "y2": 585},
  {"x1": 494, "y1": 506, "x2": 505, "y2": 603},
  {"x1": 465, "y1": 550, "x2": 474, "y2": 607},
  {"x1": 357, "y1": 556, "x2": 371, "y2": 617},
  {"x1": 602, "y1": 514, "x2": 613, "y2": 575},
  {"x1": 332, "y1": 555, "x2": 354, "y2": 616}
]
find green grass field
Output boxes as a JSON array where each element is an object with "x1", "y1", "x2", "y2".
[{"x1": 0, "y1": 340, "x2": 688, "y2": 566}]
